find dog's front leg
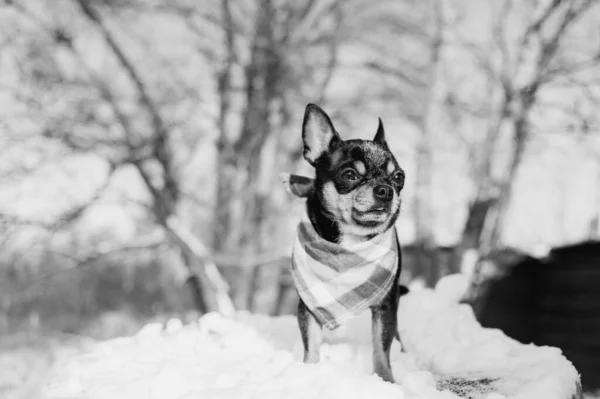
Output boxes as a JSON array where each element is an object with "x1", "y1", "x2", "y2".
[
  {"x1": 297, "y1": 299, "x2": 323, "y2": 363},
  {"x1": 371, "y1": 287, "x2": 398, "y2": 383}
]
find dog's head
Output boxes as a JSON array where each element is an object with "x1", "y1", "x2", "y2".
[{"x1": 298, "y1": 104, "x2": 405, "y2": 242}]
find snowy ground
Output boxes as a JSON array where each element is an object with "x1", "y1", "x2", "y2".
[
  {"x1": 0, "y1": 332, "x2": 94, "y2": 399},
  {"x1": 42, "y1": 275, "x2": 581, "y2": 399}
]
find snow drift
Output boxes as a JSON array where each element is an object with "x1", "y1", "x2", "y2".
[{"x1": 43, "y1": 274, "x2": 581, "y2": 399}]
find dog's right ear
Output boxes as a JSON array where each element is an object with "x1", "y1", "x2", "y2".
[
  {"x1": 279, "y1": 173, "x2": 315, "y2": 198},
  {"x1": 302, "y1": 104, "x2": 341, "y2": 166}
]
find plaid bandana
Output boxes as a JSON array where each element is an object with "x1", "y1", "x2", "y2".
[{"x1": 291, "y1": 214, "x2": 399, "y2": 330}]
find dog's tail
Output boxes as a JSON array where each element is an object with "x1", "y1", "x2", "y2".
[
  {"x1": 395, "y1": 285, "x2": 410, "y2": 345},
  {"x1": 398, "y1": 285, "x2": 410, "y2": 298}
]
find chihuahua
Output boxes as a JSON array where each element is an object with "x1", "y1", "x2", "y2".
[{"x1": 285, "y1": 104, "x2": 405, "y2": 383}]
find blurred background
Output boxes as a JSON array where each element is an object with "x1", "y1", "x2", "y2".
[{"x1": 1, "y1": 0, "x2": 600, "y2": 396}]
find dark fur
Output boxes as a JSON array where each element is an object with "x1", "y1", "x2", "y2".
[{"x1": 295, "y1": 104, "x2": 406, "y2": 383}]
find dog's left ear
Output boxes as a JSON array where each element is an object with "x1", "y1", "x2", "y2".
[{"x1": 373, "y1": 118, "x2": 389, "y2": 149}]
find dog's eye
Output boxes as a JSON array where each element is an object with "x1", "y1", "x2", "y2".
[
  {"x1": 392, "y1": 172, "x2": 405, "y2": 187},
  {"x1": 341, "y1": 169, "x2": 359, "y2": 181}
]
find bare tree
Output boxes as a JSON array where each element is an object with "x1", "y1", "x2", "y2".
[
  {"x1": 451, "y1": 0, "x2": 600, "y2": 297},
  {"x1": 205, "y1": 0, "x2": 437, "y2": 306},
  {"x1": 359, "y1": 0, "x2": 445, "y2": 285},
  {"x1": 1, "y1": 0, "x2": 352, "y2": 313},
  {"x1": 3, "y1": 0, "x2": 430, "y2": 315},
  {"x1": 3, "y1": 0, "x2": 234, "y2": 314},
  {"x1": 208, "y1": 0, "x2": 345, "y2": 309}
]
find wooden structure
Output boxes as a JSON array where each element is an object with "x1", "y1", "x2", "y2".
[{"x1": 476, "y1": 241, "x2": 600, "y2": 392}]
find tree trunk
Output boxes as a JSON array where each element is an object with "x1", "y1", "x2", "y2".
[
  {"x1": 165, "y1": 216, "x2": 235, "y2": 316},
  {"x1": 590, "y1": 152, "x2": 600, "y2": 239},
  {"x1": 480, "y1": 93, "x2": 533, "y2": 252},
  {"x1": 213, "y1": 0, "x2": 283, "y2": 310},
  {"x1": 213, "y1": 0, "x2": 237, "y2": 254},
  {"x1": 464, "y1": 95, "x2": 534, "y2": 302},
  {"x1": 75, "y1": 0, "x2": 232, "y2": 315},
  {"x1": 412, "y1": 0, "x2": 443, "y2": 286}
]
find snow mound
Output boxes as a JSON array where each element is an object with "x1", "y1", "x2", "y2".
[{"x1": 43, "y1": 275, "x2": 581, "y2": 399}]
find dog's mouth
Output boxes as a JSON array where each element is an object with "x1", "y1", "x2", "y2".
[{"x1": 351, "y1": 208, "x2": 389, "y2": 226}]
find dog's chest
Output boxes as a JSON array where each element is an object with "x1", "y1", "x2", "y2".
[{"x1": 338, "y1": 233, "x2": 368, "y2": 248}]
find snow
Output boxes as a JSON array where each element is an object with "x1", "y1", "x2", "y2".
[{"x1": 43, "y1": 274, "x2": 580, "y2": 399}]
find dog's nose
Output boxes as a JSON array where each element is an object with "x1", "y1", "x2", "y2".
[{"x1": 373, "y1": 185, "x2": 393, "y2": 202}]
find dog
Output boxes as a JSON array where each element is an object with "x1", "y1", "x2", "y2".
[{"x1": 284, "y1": 104, "x2": 405, "y2": 383}]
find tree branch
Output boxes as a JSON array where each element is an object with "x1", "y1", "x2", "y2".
[
  {"x1": 314, "y1": 1, "x2": 342, "y2": 104},
  {"x1": 543, "y1": 51, "x2": 600, "y2": 81},
  {"x1": 165, "y1": 216, "x2": 235, "y2": 316},
  {"x1": 0, "y1": 163, "x2": 117, "y2": 230},
  {"x1": 9, "y1": 233, "x2": 166, "y2": 305},
  {"x1": 75, "y1": 0, "x2": 163, "y2": 135},
  {"x1": 75, "y1": 0, "x2": 179, "y2": 213}
]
